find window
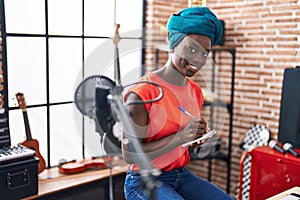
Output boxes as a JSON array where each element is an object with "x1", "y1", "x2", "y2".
[{"x1": 1, "y1": 0, "x2": 144, "y2": 167}]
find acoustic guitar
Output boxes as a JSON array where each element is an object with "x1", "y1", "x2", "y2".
[{"x1": 15, "y1": 92, "x2": 46, "y2": 174}]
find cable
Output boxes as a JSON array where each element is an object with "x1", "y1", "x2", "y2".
[{"x1": 123, "y1": 81, "x2": 164, "y2": 105}]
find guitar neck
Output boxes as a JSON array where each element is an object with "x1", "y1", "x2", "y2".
[
  {"x1": 113, "y1": 23, "x2": 121, "y2": 85},
  {"x1": 114, "y1": 46, "x2": 121, "y2": 85},
  {"x1": 22, "y1": 111, "x2": 32, "y2": 141}
]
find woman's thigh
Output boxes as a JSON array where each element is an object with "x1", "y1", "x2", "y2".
[
  {"x1": 177, "y1": 171, "x2": 233, "y2": 200},
  {"x1": 124, "y1": 169, "x2": 233, "y2": 200},
  {"x1": 125, "y1": 173, "x2": 184, "y2": 200}
]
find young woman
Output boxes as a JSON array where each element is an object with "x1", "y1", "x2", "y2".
[{"x1": 122, "y1": 6, "x2": 233, "y2": 200}]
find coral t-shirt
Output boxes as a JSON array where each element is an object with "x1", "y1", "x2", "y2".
[{"x1": 125, "y1": 72, "x2": 204, "y2": 172}]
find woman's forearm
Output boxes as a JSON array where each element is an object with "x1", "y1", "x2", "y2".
[{"x1": 122, "y1": 132, "x2": 181, "y2": 163}]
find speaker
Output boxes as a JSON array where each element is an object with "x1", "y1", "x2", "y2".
[{"x1": 278, "y1": 67, "x2": 300, "y2": 148}]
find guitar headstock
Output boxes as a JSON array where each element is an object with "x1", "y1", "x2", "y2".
[
  {"x1": 113, "y1": 23, "x2": 121, "y2": 46},
  {"x1": 15, "y1": 92, "x2": 27, "y2": 110}
]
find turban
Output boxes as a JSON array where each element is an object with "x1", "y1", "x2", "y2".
[{"x1": 167, "y1": 7, "x2": 223, "y2": 49}]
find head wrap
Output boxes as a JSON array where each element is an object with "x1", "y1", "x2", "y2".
[{"x1": 167, "y1": 7, "x2": 223, "y2": 49}]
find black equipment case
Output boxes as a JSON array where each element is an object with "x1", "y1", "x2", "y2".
[{"x1": 0, "y1": 157, "x2": 39, "y2": 200}]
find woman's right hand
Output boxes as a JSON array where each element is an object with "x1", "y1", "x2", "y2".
[
  {"x1": 178, "y1": 117, "x2": 208, "y2": 147},
  {"x1": 178, "y1": 118, "x2": 202, "y2": 144}
]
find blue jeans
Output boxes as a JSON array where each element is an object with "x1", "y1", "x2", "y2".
[{"x1": 124, "y1": 167, "x2": 233, "y2": 200}]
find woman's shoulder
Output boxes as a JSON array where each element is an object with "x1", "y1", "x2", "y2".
[
  {"x1": 187, "y1": 78, "x2": 202, "y2": 90},
  {"x1": 140, "y1": 72, "x2": 158, "y2": 81},
  {"x1": 126, "y1": 73, "x2": 160, "y2": 95}
]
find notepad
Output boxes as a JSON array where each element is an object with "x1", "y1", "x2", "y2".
[{"x1": 182, "y1": 130, "x2": 217, "y2": 147}]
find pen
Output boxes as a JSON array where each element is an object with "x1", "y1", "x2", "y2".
[
  {"x1": 178, "y1": 106, "x2": 197, "y2": 118},
  {"x1": 178, "y1": 105, "x2": 211, "y2": 131}
]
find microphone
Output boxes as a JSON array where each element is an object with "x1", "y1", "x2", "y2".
[
  {"x1": 283, "y1": 143, "x2": 299, "y2": 157},
  {"x1": 269, "y1": 140, "x2": 285, "y2": 154},
  {"x1": 95, "y1": 87, "x2": 116, "y2": 134}
]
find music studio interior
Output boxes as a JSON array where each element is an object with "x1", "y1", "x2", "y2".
[{"x1": 0, "y1": 0, "x2": 300, "y2": 200}]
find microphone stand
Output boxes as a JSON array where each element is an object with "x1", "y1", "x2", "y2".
[
  {"x1": 94, "y1": 118, "x2": 114, "y2": 200},
  {"x1": 109, "y1": 85, "x2": 161, "y2": 200},
  {"x1": 110, "y1": 23, "x2": 160, "y2": 199}
]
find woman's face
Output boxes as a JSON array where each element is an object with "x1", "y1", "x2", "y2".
[{"x1": 171, "y1": 34, "x2": 211, "y2": 77}]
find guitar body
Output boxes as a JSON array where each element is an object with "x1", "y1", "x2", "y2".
[
  {"x1": 16, "y1": 92, "x2": 46, "y2": 174},
  {"x1": 21, "y1": 139, "x2": 46, "y2": 174},
  {"x1": 58, "y1": 157, "x2": 111, "y2": 174}
]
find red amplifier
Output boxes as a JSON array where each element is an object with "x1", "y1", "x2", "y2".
[{"x1": 238, "y1": 145, "x2": 300, "y2": 200}]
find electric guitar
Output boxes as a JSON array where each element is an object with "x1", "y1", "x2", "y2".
[{"x1": 15, "y1": 92, "x2": 46, "y2": 174}]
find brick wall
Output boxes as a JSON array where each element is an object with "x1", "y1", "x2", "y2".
[{"x1": 145, "y1": 0, "x2": 300, "y2": 197}]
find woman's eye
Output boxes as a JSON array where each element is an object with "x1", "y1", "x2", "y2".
[
  {"x1": 202, "y1": 52, "x2": 208, "y2": 58},
  {"x1": 188, "y1": 47, "x2": 197, "y2": 53}
]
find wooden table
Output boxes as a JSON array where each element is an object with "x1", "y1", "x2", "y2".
[{"x1": 23, "y1": 157, "x2": 127, "y2": 200}]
